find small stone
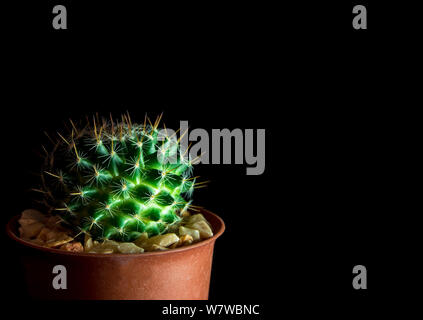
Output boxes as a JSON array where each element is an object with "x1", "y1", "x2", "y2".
[
  {"x1": 87, "y1": 241, "x2": 117, "y2": 253},
  {"x1": 169, "y1": 242, "x2": 178, "y2": 249},
  {"x1": 36, "y1": 227, "x2": 52, "y2": 242},
  {"x1": 19, "y1": 221, "x2": 45, "y2": 239},
  {"x1": 84, "y1": 234, "x2": 93, "y2": 252},
  {"x1": 45, "y1": 236, "x2": 74, "y2": 248},
  {"x1": 99, "y1": 249, "x2": 114, "y2": 254},
  {"x1": 60, "y1": 242, "x2": 83, "y2": 252},
  {"x1": 87, "y1": 240, "x2": 120, "y2": 253},
  {"x1": 88, "y1": 240, "x2": 119, "y2": 253},
  {"x1": 180, "y1": 210, "x2": 191, "y2": 218},
  {"x1": 45, "y1": 216, "x2": 62, "y2": 228},
  {"x1": 150, "y1": 244, "x2": 168, "y2": 251},
  {"x1": 170, "y1": 234, "x2": 194, "y2": 248},
  {"x1": 143, "y1": 233, "x2": 179, "y2": 248},
  {"x1": 117, "y1": 242, "x2": 144, "y2": 254},
  {"x1": 39, "y1": 228, "x2": 67, "y2": 242},
  {"x1": 18, "y1": 218, "x2": 41, "y2": 227},
  {"x1": 133, "y1": 232, "x2": 148, "y2": 247},
  {"x1": 49, "y1": 230, "x2": 65, "y2": 241},
  {"x1": 179, "y1": 226, "x2": 200, "y2": 241},
  {"x1": 88, "y1": 248, "x2": 114, "y2": 254},
  {"x1": 180, "y1": 234, "x2": 194, "y2": 245},
  {"x1": 101, "y1": 240, "x2": 119, "y2": 250},
  {"x1": 184, "y1": 213, "x2": 210, "y2": 226},
  {"x1": 20, "y1": 209, "x2": 47, "y2": 224},
  {"x1": 186, "y1": 221, "x2": 213, "y2": 239}
]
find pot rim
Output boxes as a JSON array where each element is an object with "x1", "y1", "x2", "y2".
[{"x1": 6, "y1": 209, "x2": 225, "y2": 258}]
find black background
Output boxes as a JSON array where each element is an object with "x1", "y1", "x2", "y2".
[{"x1": 1, "y1": 0, "x2": 421, "y2": 317}]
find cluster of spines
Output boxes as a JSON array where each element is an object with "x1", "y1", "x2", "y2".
[{"x1": 37, "y1": 113, "x2": 204, "y2": 241}]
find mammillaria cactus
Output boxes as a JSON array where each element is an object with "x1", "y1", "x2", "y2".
[{"x1": 38, "y1": 114, "x2": 201, "y2": 242}]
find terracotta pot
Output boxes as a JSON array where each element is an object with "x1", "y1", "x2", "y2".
[{"x1": 6, "y1": 209, "x2": 224, "y2": 300}]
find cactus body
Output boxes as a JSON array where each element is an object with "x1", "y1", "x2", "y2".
[{"x1": 41, "y1": 115, "x2": 195, "y2": 241}]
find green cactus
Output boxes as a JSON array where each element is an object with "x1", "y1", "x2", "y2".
[{"x1": 40, "y1": 114, "x2": 198, "y2": 242}]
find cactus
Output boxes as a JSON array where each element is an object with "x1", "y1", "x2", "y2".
[{"x1": 39, "y1": 114, "x2": 198, "y2": 242}]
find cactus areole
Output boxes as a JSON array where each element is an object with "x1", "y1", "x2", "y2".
[{"x1": 40, "y1": 114, "x2": 199, "y2": 242}]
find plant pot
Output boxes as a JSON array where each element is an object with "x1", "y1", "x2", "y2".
[{"x1": 6, "y1": 209, "x2": 225, "y2": 300}]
